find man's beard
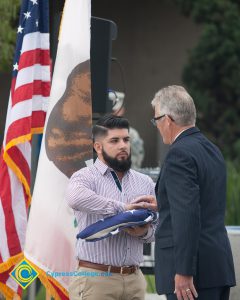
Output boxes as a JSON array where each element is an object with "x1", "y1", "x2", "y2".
[{"x1": 102, "y1": 148, "x2": 132, "y2": 172}]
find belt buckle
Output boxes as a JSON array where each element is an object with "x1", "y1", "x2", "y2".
[{"x1": 121, "y1": 266, "x2": 133, "y2": 275}]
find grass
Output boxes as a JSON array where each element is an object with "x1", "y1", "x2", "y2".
[{"x1": 145, "y1": 275, "x2": 156, "y2": 293}]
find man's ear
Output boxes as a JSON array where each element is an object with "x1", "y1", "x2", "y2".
[{"x1": 93, "y1": 141, "x2": 102, "y2": 155}]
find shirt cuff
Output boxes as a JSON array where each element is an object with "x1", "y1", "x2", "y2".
[
  {"x1": 112, "y1": 201, "x2": 126, "y2": 213},
  {"x1": 139, "y1": 225, "x2": 154, "y2": 241}
]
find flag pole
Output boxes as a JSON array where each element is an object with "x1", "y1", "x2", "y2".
[
  {"x1": 46, "y1": 290, "x2": 51, "y2": 300},
  {"x1": 28, "y1": 280, "x2": 36, "y2": 300},
  {"x1": 49, "y1": 0, "x2": 65, "y2": 69}
]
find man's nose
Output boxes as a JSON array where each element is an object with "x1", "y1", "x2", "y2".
[{"x1": 119, "y1": 139, "x2": 128, "y2": 149}]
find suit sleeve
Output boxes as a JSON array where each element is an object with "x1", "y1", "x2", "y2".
[
  {"x1": 165, "y1": 148, "x2": 200, "y2": 276},
  {"x1": 139, "y1": 176, "x2": 157, "y2": 243}
]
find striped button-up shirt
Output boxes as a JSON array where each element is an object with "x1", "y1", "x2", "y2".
[{"x1": 66, "y1": 158, "x2": 155, "y2": 267}]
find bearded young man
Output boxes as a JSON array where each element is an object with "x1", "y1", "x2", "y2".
[{"x1": 66, "y1": 115, "x2": 156, "y2": 300}]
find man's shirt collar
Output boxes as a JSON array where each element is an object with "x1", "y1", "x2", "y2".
[
  {"x1": 94, "y1": 158, "x2": 109, "y2": 175},
  {"x1": 173, "y1": 128, "x2": 189, "y2": 143}
]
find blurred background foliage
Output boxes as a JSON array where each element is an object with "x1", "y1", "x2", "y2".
[
  {"x1": 226, "y1": 162, "x2": 240, "y2": 225},
  {"x1": 174, "y1": 0, "x2": 240, "y2": 225},
  {"x1": 175, "y1": 0, "x2": 240, "y2": 162},
  {"x1": 0, "y1": 0, "x2": 20, "y2": 72}
]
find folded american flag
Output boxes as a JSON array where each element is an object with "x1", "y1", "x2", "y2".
[{"x1": 77, "y1": 209, "x2": 158, "y2": 242}]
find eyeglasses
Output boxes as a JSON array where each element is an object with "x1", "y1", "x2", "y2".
[
  {"x1": 151, "y1": 114, "x2": 174, "y2": 126},
  {"x1": 151, "y1": 114, "x2": 166, "y2": 126}
]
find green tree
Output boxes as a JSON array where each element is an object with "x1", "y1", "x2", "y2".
[
  {"x1": 175, "y1": 0, "x2": 240, "y2": 161},
  {"x1": 226, "y1": 161, "x2": 240, "y2": 225},
  {"x1": 0, "y1": 0, "x2": 20, "y2": 72}
]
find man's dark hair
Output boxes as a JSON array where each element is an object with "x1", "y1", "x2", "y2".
[{"x1": 92, "y1": 114, "x2": 129, "y2": 142}]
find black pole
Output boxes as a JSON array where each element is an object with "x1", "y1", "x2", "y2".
[
  {"x1": 49, "y1": 1, "x2": 117, "y2": 115},
  {"x1": 49, "y1": 0, "x2": 65, "y2": 71}
]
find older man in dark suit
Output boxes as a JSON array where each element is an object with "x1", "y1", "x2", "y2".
[{"x1": 139, "y1": 85, "x2": 236, "y2": 300}]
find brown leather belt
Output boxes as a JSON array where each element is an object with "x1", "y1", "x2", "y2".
[{"x1": 79, "y1": 260, "x2": 138, "y2": 275}]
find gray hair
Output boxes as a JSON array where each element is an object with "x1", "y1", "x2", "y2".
[{"x1": 151, "y1": 85, "x2": 196, "y2": 126}]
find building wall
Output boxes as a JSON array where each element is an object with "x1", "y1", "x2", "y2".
[{"x1": 92, "y1": 0, "x2": 201, "y2": 166}]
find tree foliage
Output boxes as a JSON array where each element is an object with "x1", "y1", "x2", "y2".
[
  {"x1": 175, "y1": 0, "x2": 240, "y2": 160},
  {"x1": 226, "y1": 161, "x2": 240, "y2": 225},
  {"x1": 0, "y1": 0, "x2": 20, "y2": 72}
]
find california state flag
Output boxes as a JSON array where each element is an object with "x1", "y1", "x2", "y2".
[{"x1": 24, "y1": 0, "x2": 92, "y2": 299}]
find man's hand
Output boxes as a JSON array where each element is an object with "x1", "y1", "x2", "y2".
[
  {"x1": 124, "y1": 224, "x2": 150, "y2": 237},
  {"x1": 125, "y1": 195, "x2": 158, "y2": 211},
  {"x1": 174, "y1": 274, "x2": 198, "y2": 300}
]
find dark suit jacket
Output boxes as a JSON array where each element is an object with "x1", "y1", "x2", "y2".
[{"x1": 154, "y1": 127, "x2": 236, "y2": 294}]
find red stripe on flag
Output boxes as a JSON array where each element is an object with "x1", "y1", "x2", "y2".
[
  {"x1": 6, "y1": 117, "x2": 32, "y2": 145},
  {"x1": 32, "y1": 110, "x2": 46, "y2": 129},
  {"x1": 22, "y1": 182, "x2": 29, "y2": 207},
  {"x1": 17, "y1": 285, "x2": 22, "y2": 298},
  {"x1": 12, "y1": 80, "x2": 50, "y2": 106},
  {"x1": 0, "y1": 156, "x2": 22, "y2": 257},
  {"x1": 49, "y1": 280, "x2": 69, "y2": 300},
  {"x1": 7, "y1": 146, "x2": 31, "y2": 188},
  {"x1": 5, "y1": 111, "x2": 46, "y2": 144},
  {"x1": 0, "y1": 266, "x2": 22, "y2": 298},
  {"x1": 11, "y1": 78, "x2": 16, "y2": 99},
  {"x1": 0, "y1": 267, "x2": 14, "y2": 284},
  {"x1": 18, "y1": 49, "x2": 50, "y2": 71}
]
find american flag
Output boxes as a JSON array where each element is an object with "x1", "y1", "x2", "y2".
[{"x1": 0, "y1": 0, "x2": 51, "y2": 297}]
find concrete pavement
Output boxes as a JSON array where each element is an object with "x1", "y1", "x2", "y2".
[{"x1": 145, "y1": 294, "x2": 166, "y2": 300}]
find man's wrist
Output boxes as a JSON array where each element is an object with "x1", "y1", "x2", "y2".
[{"x1": 138, "y1": 228, "x2": 149, "y2": 238}]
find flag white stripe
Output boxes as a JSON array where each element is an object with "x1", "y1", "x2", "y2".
[
  {"x1": 21, "y1": 32, "x2": 49, "y2": 53},
  {"x1": 4, "y1": 96, "x2": 49, "y2": 132},
  {"x1": 15, "y1": 65, "x2": 51, "y2": 90},
  {"x1": 9, "y1": 168, "x2": 28, "y2": 250},
  {"x1": 0, "y1": 197, "x2": 10, "y2": 261},
  {"x1": 6, "y1": 276, "x2": 19, "y2": 293}
]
